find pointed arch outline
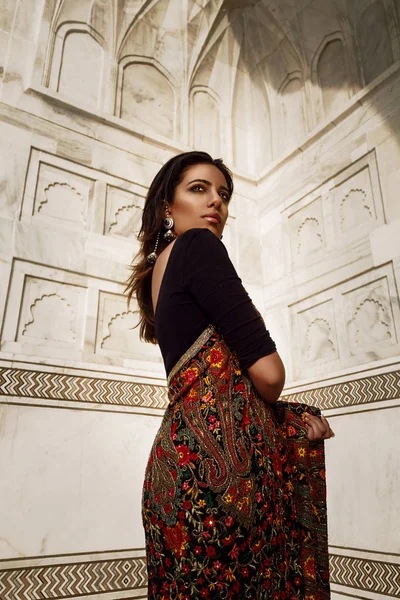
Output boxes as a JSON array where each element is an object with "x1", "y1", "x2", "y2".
[
  {"x1": 189, "y1": 85, "x2": 222, "y2": 152},
  {"x1": 115, "y1": 55, "x2": 178, "y2": 140},
  {"x1": 230, "y1": 32, "x2": 273, "y2": 172},
  {"x1": 310, "y1": 31, "x2": 356, "y2": 124},
  {"x1": 277, "y1": 70, "x2": 308, "y2": 150},
  {"x1": 355, "y1": 0, "x2": 397, "y2": 85},
  {"x1": 44, "y1": 21, "x2": 108, "y2": 110}
]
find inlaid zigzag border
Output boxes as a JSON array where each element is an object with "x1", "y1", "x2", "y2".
[
  {"x1": 0, "y1": 556, "x2": 147, "y2": 600},
  {"x1": 0, "y1": 366, "x2": 399, "y2": 411},
  {"x1": 1, "y1": 552, "x2": 399, "y2": 599},
  {"x1": 330, "y1": 553, "x2": 400, "y2": 597},
  {"x1": 283, "y1": 369, "x2": 400, "y2": 410},
  {"x1": 0, "y1": 367, "x2": 168, "y2": 410}
]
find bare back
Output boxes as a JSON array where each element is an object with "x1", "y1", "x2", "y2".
[{"x1": 151, "y1": 238, "x2": 178, "y2": 315}]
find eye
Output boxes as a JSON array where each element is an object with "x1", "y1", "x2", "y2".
[
  {"x1": 190, "y1": 184, "x2": 205, "y2": 193},
  {"x1": 220, "y1": 191, "x2": 230, "y2": 203}
]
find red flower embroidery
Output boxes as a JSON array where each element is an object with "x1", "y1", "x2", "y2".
[
  {"x1": 184, "y1": 367, "x2": 199, "y2": 385},
  {"x1": 204, "y1": 515, "x2": 216, "y2": 529},
  {"x1": 164, "y1": 523, "x2": 189, "y2": 558},
  {"x1": 304, "y1": 556, "x2": 317, "y2": 580},
  {"x1": 210, "y1": 348, "x2": 224, "y2": 365},
  {"x1": 176, "y1": 444, "x2": 198, "y2": 466}
]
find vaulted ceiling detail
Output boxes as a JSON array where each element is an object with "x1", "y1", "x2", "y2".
[{"x1": 45, "y1": 0, "x2": 400, "y2": 174}]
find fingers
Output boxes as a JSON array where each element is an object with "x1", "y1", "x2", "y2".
[
  {"x1": 321, "y1": 415, "x2": 335, "y2": 438},
  {"x1": 305, "y1": 414, "x2": 335, "y2": 441},
  {"x1": 305, "y1": 414, "x2": 325, "y2": 441}
]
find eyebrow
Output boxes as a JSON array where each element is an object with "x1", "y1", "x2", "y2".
[{"x1": 187, "y1": 178, "x2": 229, "y2": 192}]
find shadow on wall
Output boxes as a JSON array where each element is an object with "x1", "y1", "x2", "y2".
[{"x1": 42, "y1": 0, "x2": 400, "y2": 175}]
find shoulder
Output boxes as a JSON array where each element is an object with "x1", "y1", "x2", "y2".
[
  {"x1": 177, "y1": 227, "x2": 224, "y2": 249},
  {"x1": 177, "y1": 228, "x2": 227, "y2": 259},
  {"x1": 178, "y1": 229, "x2": 230, "y2": 276}
]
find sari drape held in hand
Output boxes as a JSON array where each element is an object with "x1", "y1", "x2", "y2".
[{"x1": 142, "y1": 324, "x2": 330, "y2": 600}]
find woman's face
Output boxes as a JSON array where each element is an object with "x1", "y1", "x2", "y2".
[{"x1": 167, "y1": 163, "x2": 230, "y2": 238}]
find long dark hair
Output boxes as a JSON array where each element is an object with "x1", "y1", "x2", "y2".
[{"x1": 125, "y1": 151, "x2": 234, "y2": 344}]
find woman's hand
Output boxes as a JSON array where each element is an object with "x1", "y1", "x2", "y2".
[{"x1": 305, "y1": 414, "x2": 335, "y2": 442}]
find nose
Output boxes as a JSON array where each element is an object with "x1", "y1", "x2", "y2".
[{"x1": 208, "y1": 188, "x2": 223, "y2": 208}]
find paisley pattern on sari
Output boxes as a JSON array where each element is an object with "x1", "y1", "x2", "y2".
[{"x1": 142, "y1": 325, "x2": 330, "y2": 599}]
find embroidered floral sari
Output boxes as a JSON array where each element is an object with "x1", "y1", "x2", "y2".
[{"x1": 142, "y1": 324, "x2": 330, "y2": 599}]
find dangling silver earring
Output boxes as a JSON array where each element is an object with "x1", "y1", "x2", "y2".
[
  {"x1": 147, "y1": 231, "x2": 160, "y2": 265},
  {"x1": 146, "y1": 207, "x2": 176, "y2": 265},
  {"x1": 163, "y1": 212, "x2": 176, "y2": 242}
]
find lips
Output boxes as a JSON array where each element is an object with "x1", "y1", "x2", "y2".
[{"x1": 203, "y1": 213, "x2": 221, "y2": 223}]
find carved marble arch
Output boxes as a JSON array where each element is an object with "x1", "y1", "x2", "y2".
[
  {"x1": 116, "y1": 57, "x2": 177, "y2": 140},
  {"x1": 311, "y1": 32, "x2": 355, "y2": 125},
  {"x1": 190, "y1": 86, "x2": 221, "y2": 157},
  {"x1": 46, "y1": 22, "x2": 108, "y2": 110},
  {"x1": 277, "y1": 72, "x2": 307, "y2": 153},
  {"x1": 231, "y1": 44, "x2": 272, "y2": 175},
  {"x1": 355, "y1": 0, "x2": 395, "y2": 86}
]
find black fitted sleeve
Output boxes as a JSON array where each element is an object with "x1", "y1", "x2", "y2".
[{"x1": 183, "y1": 228, "x2": 277, "y2": 370}]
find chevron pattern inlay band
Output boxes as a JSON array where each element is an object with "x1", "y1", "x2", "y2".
[
  {"x1": 283, "y1": 370, "x2": 400, "y2": 410},
  {"x1": 1, "y1": 552, "x2": 399, "y2": 599},
  {"x1": 330, "y1": 554, "x2": 400, "y2": 597},
  {"x1": 0, "y1": 367, "x2": 168, "y2": 410},
  {"x1": 0, "y1": 556, "x2": 147, "y2": 600},
  {"x1": 0, "y1": 367, "x2": 399, "y2": 411}
]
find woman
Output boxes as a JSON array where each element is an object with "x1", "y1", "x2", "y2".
[{"x1": 126, "y1": 151, "x2": 333, "y2": 599}]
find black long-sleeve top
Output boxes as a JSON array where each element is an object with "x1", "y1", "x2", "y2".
[{"x1": 154, "y1": 228, "x2": 277, "y2": 376}]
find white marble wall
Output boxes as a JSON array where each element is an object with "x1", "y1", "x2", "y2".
[
  {"x1": 258, "y1": 54, "x2": 400, "y2": 598},
  {"x1": 0, "y1": 1, "x2": 399, "y2": 599}
]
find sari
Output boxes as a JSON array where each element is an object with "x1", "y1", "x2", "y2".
[{"x1": 142, "y1": 324, "x2": 330, "y2": 599}]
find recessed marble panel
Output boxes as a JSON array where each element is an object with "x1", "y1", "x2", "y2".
[
  {"x1": 342, "y1": 274, "x2": 399, "y2": 359},
  {"x1": 291, "y1": 262, "x2": 400, "y2": 380},
  {"x1": 32, "y1": 163, "x2": 94, "y2": 228},
  {"x1": 1, "y1": 262, "x2": 89, "y2": 361},
  {"x1": 1, "y1": 261, "x2": 86, "y2": 361},
  {"x1": 288, "y1": 196, "x2": 326, "y2": 264},
  {"x1": 332, "y1": 166, "x2": 376, "y2": 237},
  {"x1": 105, "y1": 185, "x2": 144, "y2": 239},
  {"x1": 95, "y1": 291, "x2": 162, "y2": 363},
  {"x1": 295, "y1": 299, "x2": 340, "y2": 375},
  {"x1": 20, "y1": 148, "x2": 150, "y2": 246},
  {"x1": 15, "y1": 276, "x2": 86, "y2": 351},
  {"x1": 282, "y1": 150, "x2": 385, "y2": 278}
]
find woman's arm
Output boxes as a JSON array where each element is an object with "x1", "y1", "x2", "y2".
[{"x1": 247, "y1": 351, "x2": 286, "y2": 404}]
